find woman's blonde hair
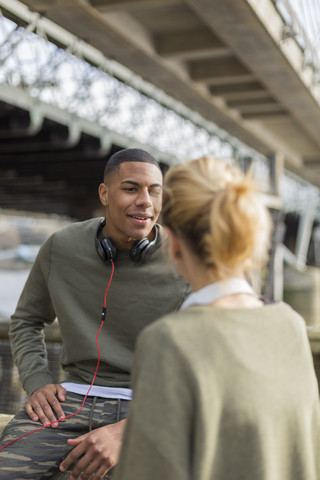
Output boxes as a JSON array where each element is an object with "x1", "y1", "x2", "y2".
[{"x1": 162, "y1": 157, "x2": 272, "y2": 278}]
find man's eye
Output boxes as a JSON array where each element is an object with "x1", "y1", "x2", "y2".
[
  {"x1": 150, "y1": 189, "x2": 161, "y2": 196},
  {"x1": 123, "y1": 187, "x2": 136, "y2": 192}
]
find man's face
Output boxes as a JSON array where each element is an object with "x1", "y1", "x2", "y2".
[{"x1": 98, "y1": 161, "x2": 163, "y2": 249}]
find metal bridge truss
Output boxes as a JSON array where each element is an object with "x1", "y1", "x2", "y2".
[
  {"x1": 2, "y1": 0, "x2": 320, "y2": 200},
  {"x1": 0, "y1": 1, "x2": 319, "y2": 212},
  {"x1": 0, "y1": 0, "x2": 272, "y2": 183},
  {"x1": 274, "y1": 0, "x2": 320, "y2": 79}
]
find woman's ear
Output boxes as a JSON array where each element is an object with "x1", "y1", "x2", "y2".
[
  {"x1": 164, "y1": 227, "x2": 183, "y2": 263},
  {"x1": 98, "y1": 183, "x2": 108, "y2": 207}
]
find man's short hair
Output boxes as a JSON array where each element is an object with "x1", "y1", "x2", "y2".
[{"x1": 104, "y1": 148, "x2": 161, "y2": 181}]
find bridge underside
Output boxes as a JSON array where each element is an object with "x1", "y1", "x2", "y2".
[
  {"x1": 9, "y1": 0, "x2": 320, "y2": 179},
  {"x1": 1, "y1": 0, "x2": 320, "y2": 219},
  {"x1": 0, "y1": 85, "x2": 174, "y2": 219},
  {"x1": 0, "y1": 98, "x2": 128, "y2": 219}
]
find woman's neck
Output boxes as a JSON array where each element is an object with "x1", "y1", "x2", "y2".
[
  {"x1": 187, "y1": 264, "x2": 246, "y2": 293},
  {"x1": 175, "y1": 235, "x2": 262, "y2": 309},
  {"x1": 183, "y1": 261, "x2": 262, "y2": 309},
  {"x1": 181, "y1": 277, "x2": 263, "y2": 310},
  {"x1": 211, "y1": 292, "x2": 263, "y2": 309}
]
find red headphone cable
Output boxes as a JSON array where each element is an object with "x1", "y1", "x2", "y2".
[{"x1": 0, "y1": 260, "x2": 115, "y2": 451}]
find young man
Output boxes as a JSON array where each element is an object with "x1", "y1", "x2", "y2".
[{"x1": 0, "y1": 148, "x2": 189, "y2": 480}]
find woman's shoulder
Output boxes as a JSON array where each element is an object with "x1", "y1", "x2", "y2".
[
  {"x1": 138, "y1": 301, "x2": 307, "y2": 346},
  {"x1": 142, "y1": 307, "x2": 196, "y2": 334},
  {"x1": 137, "y1": 307, "x2": 207, "y2": 357},
  {"x1": 262, "y1": 301, "x2": 306, "y2": 326}
]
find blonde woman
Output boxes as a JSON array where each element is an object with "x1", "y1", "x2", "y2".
[{"x1": 114, "y1": 157, "x2": 320, "y2": 480}]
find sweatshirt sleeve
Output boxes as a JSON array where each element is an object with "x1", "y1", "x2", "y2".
[
  {"x1": 9, "y1": 235, "x2": 57, "y2": 395},
  {"x1": 114, "y1": 321, "x2": 193, "y2": 480}
]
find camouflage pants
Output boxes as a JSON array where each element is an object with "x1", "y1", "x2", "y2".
[{"x1": 0, "y1": 392, "x2": 130, "y2": 480}]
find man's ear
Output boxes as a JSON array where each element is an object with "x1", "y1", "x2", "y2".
[
  {"x1": 164, "y1": 227, "x2": 183, "y2": 262},
  {"x1": 98, "y1": 183, "x2": 108, "y2": 207}
]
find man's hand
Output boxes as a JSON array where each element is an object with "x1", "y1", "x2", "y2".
[
  {"x1": 59, "y1": 419, "x2": 126, "y2": 480},
  {"x1": 24, "y1": 384, "x2": 66, "y2": 428}
]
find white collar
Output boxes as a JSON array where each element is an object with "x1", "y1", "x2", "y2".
[{"x1": 180, "y1": 278, "x2": 256, "y2": 310}]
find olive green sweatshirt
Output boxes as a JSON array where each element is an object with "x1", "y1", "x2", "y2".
[
  {"x1": 115, "y1": 302, "x2": 320, "y2": 480},
  {"x1": 9, "y1": 218, "x2": 189, "y2": 395}
]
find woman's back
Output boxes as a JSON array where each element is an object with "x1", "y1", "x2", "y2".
[
  {"x1": 122, "y1": 301, "x2": 320, "y2": 480},
  {"x1": 160, "y1": 302, "x2": 320, "y2": 480}
]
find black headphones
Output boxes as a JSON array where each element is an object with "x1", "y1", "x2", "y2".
[{"x1": 95, "y1": 218, "x2": 159, "y2": 263}]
